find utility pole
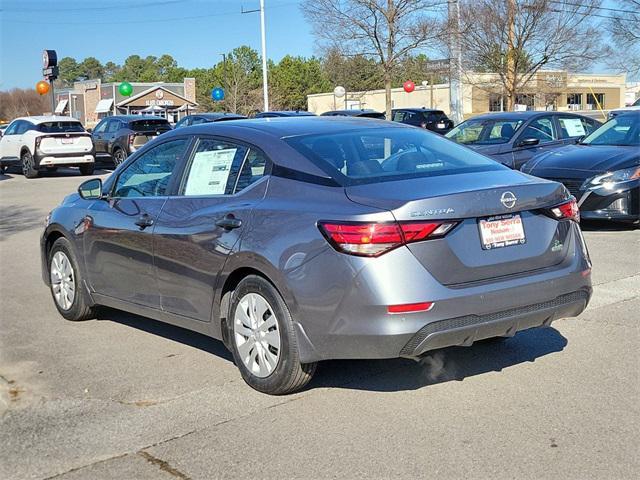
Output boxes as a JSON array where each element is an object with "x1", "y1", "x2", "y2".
[
  {"x1": 448, "y1": 0, "x2": 463, "y2": 124},
  {"x1": 506, "y1": 0, "x2": 516, "y2": 111},
  {"x1": 242, "y1": 1, "x2": 269, "y2": 112}
]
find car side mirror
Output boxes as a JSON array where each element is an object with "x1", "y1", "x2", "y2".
[
  {"x1": 517, "y1": 137, "x2": 540, "y2": 147},
  {"x1": 78, "y1": 178, "x2": 103, "y2": 200},
  {"x1": 86, "y1": 128, "x2": 93, "y2": 133},
  {"x1": 575, "y1": 135, "x2": 585, "y2": 143}
]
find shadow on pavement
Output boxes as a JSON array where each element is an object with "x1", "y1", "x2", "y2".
[
  {"x1": 96, "y1": 306, "x2": 566, "y2": 393},
  {"x1": 97, "y1": 307, "x2": 234, "y2": 362},
  {"x1": 0, "y1": 204, "x2": 46, "y2": 240}
]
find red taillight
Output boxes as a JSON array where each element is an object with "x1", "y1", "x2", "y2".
[
  {"x1": 550, "y1": 198, "x2": 580, "y2": 222},
  {"x1": 420, "y1": 122, "x2": 427, "y2": 128},
  {"x1": 388, "y1": 302, "x2": 434, "y2": 314},
  {"x1": 318, "y1": 220, "x2": 456, "y2": 257}
]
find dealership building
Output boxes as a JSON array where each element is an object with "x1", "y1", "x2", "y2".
[
  {"x1": 307, "y1": 71, "x2": 627, "y2": 117},
  {"x1": 54, "y1": 78, "x2": 198, "y2": 126}
]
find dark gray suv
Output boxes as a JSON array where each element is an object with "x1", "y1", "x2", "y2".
[
  {"x1": 41, "y1": 117, "x2": 592, "y2": 394},
  {"x1": 91, "y1": 115, "x2": 172, "y2": 166}
]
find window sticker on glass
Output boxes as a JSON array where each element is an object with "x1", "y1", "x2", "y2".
[
  {"x1": 184, "y1": 148, "x2": 238, "y2": 195},
  {"x1": 559, "y1": 118, "x2": 586, "y2": 137}
]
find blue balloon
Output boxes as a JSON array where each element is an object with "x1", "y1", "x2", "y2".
[{"x1": 211, "y1": 87, "x2": 225, "y2": 101}]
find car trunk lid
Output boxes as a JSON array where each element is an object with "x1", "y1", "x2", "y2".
[{"x1": 345, "y1": 170, "x2": 574, "y2": 285}]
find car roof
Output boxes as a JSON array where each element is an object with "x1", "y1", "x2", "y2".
[
  {"x1": 463, "y1": 111, "x2": 573, "y2": 121},
  {"x1": 257, "y1": 111, "x2": 316, "y2": 116},
  {"x1": 107, "y1": 115, "x2": 167, "y2": 121},
  {"x1": 392, "y1": 108, "x2": 444, "y2": 113},
  {"x1": 14, "y1": 115, "x2": 80, "y2": 124},
  {"x1": 321, "y1": 109, "x2": 383, "y2": 116},
  {"x1": 164, "y1": 116, "x2": 404, "y2": 140},
  {"x1": 191, "y1": 113, "x2": 247, "y2": 119}
]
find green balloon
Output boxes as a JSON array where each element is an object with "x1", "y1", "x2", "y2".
[{"x1": 119, "y1": 82, "x2": 133, "y2": 96}]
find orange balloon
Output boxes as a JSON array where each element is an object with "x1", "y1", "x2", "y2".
[{"x1": 36, "y1": 81, "x2": 50, "y2": 95}]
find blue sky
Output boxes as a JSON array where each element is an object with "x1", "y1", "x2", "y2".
[
  {"x1": 0, "y1": 0, "x2": 626, "y2": 90},
  {"x1": 0, "y1": 0, "x2": 315, "y2": 89}
]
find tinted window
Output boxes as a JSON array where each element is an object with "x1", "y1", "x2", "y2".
[
  {"x1": 582, "y1": 115, "x2": 640, "y2": 146},
  {"x1": 93, "y1": 120, "x2": 108, "y2": 134},
  {"x1": 106, "y1": 120, "x2": 120, "y2": 133},
  {"x1": 446, "y1": 119, "x2": 524, "y2": 145},
  {"x1": 113, "y1": 139, "x2": 187, "y2": 198},
  {"x1": 3, "y1": 121, "x2": 19, "y2": 135},
  {"x1": 182, "y1": 138, "x2": 248, "y2": 196},
  {"x1": 129, "y1": 119, "x2": 171, "y2": 132},
  {"x1": 519, "y1": 117, "x2": 556, "y2": 143},
  {"x1": 174, "y1": 117, "x2": 190, "y2": 129},
  {"x1": 423, "y1": 111, "x2": 448, "y2": 123},
  {"x1": 359, "y1": 112, "x2": 385, "y2": 119},
  {"x1": 234, "y1": 149, "x2": 267, "y2": 193},
  {"x1": 190, "y1": 117, "x2": 210, "y2": 125},
  {"x1": 36, "y1": 121, "x2": 84, "y2": 133},
  {"x1": 392, "y1": 111, "x2": 405, "y2": 122},
  {"x1": 16, "y1": 121, "x2": 31, "y2": 134},
  {"x1": 285, "y1": 127, "x2": 505, "y2": 186}
]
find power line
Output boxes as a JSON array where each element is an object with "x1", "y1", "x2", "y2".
[
  {"x1": 0, "y1": 0, "x2": 184, "y2": 13},
  {"x1": 549, "y1": 1, "x2": 639, "y2": 16},
  {"x1": 3, "y1": 1, "x2": 299, "y2": 25}
]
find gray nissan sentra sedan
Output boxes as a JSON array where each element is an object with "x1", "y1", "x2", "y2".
[{"x1": 41, "y1": 117, "x2": 593, "y2": 394}]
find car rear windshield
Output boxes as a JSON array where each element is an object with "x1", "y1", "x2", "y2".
[
  {"x1": 358, "y1": 112, "x2": 386, "y2": 119},
  {"x1": 37, "y1": 122, "x2": 85, "y2": 133},
  {"x1": 284, "y1": 127, "x2": 506, "y2": 186},
  {"x1": 422, "y1": 111, "x2": 449, "y2": 122},
  {"x1": 445, "y1": 118, "x2": 524, "y2": 145},
  {"x1": 129, "y1": 119, "x2": 171, "y2": 131}
]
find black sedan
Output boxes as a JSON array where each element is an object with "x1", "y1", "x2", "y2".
[
  {"x1": 392, "y1": 108, "x2": 454, "y2": 135},
  {"x1": 174, "y1": 113, "x2": 247, "y2": 128},
  {"x1": 446, "y1": 111, "x2": 601, "y2": 169},
  {"x1": 521, "y1": 112, "x2": 639, "y2": 224},
  {"x1": 254, "y1": 110, "x2": 315, "y2": 118},
  {"x1": 320, "y1": 109, "x2": 386, "y2": 119}
]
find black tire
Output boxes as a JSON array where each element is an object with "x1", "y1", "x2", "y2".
[
  {"x1": 0, "y1": 165, "x2": 6, "y2": 175},
  {"x1": 112, "y1": 148, "x2": 127, "y2": 167},
  {"x1": 228, "y1": 275, "x2": 316, "y2": 395},
  {"x1": 21, "y1": 150, "x2": 39, "y2": 178},
  {"x1": 79, "y1": 163, "x2": 95, "y2": 176},
  {"x1": 48, "y1": 237, "x2": 96, "y2": 321}
]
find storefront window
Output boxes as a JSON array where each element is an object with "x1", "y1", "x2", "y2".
[
  {"x1": 489, "y1": 94, "x2": 506, "y2": 112},
  {"x1": 567, "y1": 93, "x2": 582, "y2": 110},
  {"x1": 586, "y1": 93, "x2": 605, "y2": 110}
]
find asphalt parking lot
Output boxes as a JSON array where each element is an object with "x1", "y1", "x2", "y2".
[{"x1": 1, "y1": 168, "x2": 638, "y2": 480}]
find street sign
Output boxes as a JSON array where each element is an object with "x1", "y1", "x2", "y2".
[
  {"x1": 42, "y1": 49, "x2": 57, "y2": 68},
  {"x1": 42, "y1": 66, "x2": 59, "y2": 79},
  {"x1": 425, "y1": 59, "x2": 450, "y2": 74}
]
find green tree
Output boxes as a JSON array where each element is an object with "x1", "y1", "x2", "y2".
[
  {"x1": 103, "y1": 61, "x2": 121, "y2": 82},
  {"x1": 57, "y1": 57, "x2": 81, "y2": 86},
  {"x1": 270, "y1": 55, "x2": 330, "y2": 110},
  {"x1": 322, "y1": 48, "x2": 382, "y2": 93},
  {"x1": 78, "y1": 57, "x2": 104, "y2": 80}
]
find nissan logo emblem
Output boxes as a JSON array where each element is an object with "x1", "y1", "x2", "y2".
[{"x1": 500, "y1": 191, "x2": 517, "y2": 209}]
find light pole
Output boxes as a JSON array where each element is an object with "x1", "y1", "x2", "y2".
[
  {"x1": 242, "y1": 1, "x2": 269, "y2": 112},
  {"x1": 448, "y1": 0, "x2": 463, "y2": 124}
]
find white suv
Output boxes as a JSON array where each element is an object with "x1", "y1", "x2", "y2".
[{"x1": 0, "y1": 116, "x2": 95, "y2": 178}]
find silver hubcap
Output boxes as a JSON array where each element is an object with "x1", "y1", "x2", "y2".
[
  {"x1": 50, "y1": 251, "x2": 75, "y2": 310},
  {"x1": 233, "y1": 293, "x2": 281, "y2": 378}
]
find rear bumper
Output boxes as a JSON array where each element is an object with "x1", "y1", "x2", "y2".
[
  {"x1": 0, "y1": 157, "x2": 19, "y2": 168},
  {"x1": 289, "y1": 224, "x2": 592, "y2": 363},
  {"x1": 36, "y1": 154, "x2": 95, "y2": 167},
  {"x1": 400, "y1": 290, "x2": 589, "y2": 356}
]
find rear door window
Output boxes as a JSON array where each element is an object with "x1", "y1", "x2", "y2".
[
  {"x1": 519, "y1": 117, "x2": 557, "y2": 144},
  {"x1": 181, "y1": 138, "x2": 248, "y2": 196}
]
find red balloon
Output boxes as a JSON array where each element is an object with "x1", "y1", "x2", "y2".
[
  {"x1": 403, "y1": 80, "x2": 415, "y2": 93},
  {"x1": 36, "y1": 81, "x2": 50, "y2": 95}
]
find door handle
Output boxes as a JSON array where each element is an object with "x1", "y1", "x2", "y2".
[
  {"x1": 215, "y1": 215, "x2": 242, "y2": 230},
  {"x1": 135, "y1": 213, "x2": 154, "y2": 229}
]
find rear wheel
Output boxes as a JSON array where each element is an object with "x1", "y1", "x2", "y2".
[
  {"x1": 228, "y1": 275, "x2": 316, "y2": 395},
  {"x1": 48, "y1": 237, "x2": 96, "y2": 321},
  {"x1": 79, "y1": 163, "x2": 95, "y2": 176},
  {"x1": 112, "y1": 148, "x2": 127, "y2": 167},
  {"x1": 21, "y1": 150, "x2": 38, "y2": 178},
  {"x1": 0, "y1": 166, "x2": 6, "y2": 175}
]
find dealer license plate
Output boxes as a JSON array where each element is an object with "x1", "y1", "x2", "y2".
[
  {"x1": 61, "y1": 138, "x2": 74, "y2": 144},
  {"x1": 479, "y1": 214, "x2": 526, "y2": 250}
]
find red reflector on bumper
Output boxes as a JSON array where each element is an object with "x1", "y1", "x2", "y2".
[{"x1": 387, "y1": 302, "x2": 434, "y2": 314}]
